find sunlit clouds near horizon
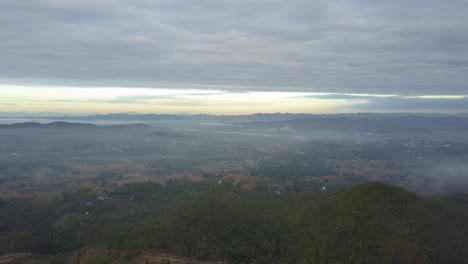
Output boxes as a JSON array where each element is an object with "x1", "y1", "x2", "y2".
[{"x1": 1, "y1": 85, "x2": 467, "y2": 115}]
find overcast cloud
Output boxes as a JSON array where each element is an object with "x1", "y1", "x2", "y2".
[{"x1": 1, "y1": 0, "x2": 468, "y2": 95}]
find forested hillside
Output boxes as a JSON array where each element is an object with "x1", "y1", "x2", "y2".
[{"x1": 1, "y1": 182, "x2": 468, "y2": 263}]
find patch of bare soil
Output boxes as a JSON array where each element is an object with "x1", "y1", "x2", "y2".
[
  {"x1": 131, "y1": 251, "x2": 224, "y2": 264},
  {"x1": 0, "y1": 253, "x2": 33, "y2": 264}
]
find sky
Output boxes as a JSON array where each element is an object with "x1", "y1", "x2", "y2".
[{"x1": 1, "y1": 0, "x2": 468, "y2": 114}]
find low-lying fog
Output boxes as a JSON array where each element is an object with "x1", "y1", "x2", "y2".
[{"x1": 1, "y1": 114, "x2": 468, "y2": 197}]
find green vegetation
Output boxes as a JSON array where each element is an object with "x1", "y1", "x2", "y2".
[{"x1": 1, "y1": 182, "x2": 468, "y2": 263}]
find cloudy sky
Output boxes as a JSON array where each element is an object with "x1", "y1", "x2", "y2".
[{"x1": 1, "y1": 0, "x2": 467, "y2": 114}]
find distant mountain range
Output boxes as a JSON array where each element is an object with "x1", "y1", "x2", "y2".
[
  {"x1": 2, "y1": 115, "x2": 468, "y2": 136},
  {"x1": 0, "y1": 121, "x2": 152, "y2": 129},
  {"x1": 238, "y1": 115, "x2": 468, "y2": 132},
  {"x1": 2, "y1": 112, "x2": 468, "y2": 123}
]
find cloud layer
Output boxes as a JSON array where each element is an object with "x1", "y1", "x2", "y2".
[
  {"x1": 1, "y1": 85, "x2": 466, "y2": 114},
  {"x1": 1, "y1": 0, "x2": 468, "y2": 95}
]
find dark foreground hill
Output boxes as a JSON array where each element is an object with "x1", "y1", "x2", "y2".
[{"x1": 1, "y1": 182, "x2": 467, "y2": 263}]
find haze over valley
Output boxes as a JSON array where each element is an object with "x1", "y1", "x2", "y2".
[{"x1": 2, "y1": 0, "x2": 468, "y2": 263}]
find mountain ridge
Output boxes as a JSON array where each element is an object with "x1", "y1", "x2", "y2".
[{"x1": 0, "y1": 122, "x2": 152, "y2": 129}]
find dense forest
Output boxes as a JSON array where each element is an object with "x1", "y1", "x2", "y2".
[{"x1": 1, "y1": 181, "x2": 468, "y2": 263}]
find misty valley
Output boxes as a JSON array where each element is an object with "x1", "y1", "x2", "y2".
[
  {"x1": 3, "y1": 0, "x2": 468, "y2": 262},
  {"x1": 1, "y1": 114, "x2": 468, "y2": 263}
]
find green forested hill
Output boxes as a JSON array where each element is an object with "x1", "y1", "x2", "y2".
[
  {"x1": 156, "y1": 183, "x2": 468, "y2": 263},
  {"x1": 283, "y1": 184, "x2": 452, "y2": 263},
  {"x1": 1, "y1": 182, "x2": 468, "y2": 263}
]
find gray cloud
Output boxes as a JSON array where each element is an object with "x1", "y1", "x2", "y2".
[
  {"x1": 350, "y1": 97, "x2": 468, "y2": 111},
  {"x1": 305, "y1": 93, "x2": 468, "y2": 112},
  {"x1": 305, "y1": 94, "x2": 396, "y2": 100},
  {"x1": 1, "y1": 0, "x2": 468, "y2": 95}
]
